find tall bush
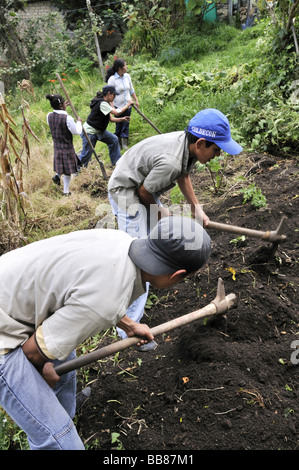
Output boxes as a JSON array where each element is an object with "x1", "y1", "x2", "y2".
[
  {"x1": 121, "y1": 0, "x2": 186, "y2": 55},
  {"x1": 0, "y1": 9, "x2": 104, "y2": 89}
]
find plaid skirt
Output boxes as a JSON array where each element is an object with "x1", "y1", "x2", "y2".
[{"x1": 54, "y1": 149, "x2": 79, "y2": 176}]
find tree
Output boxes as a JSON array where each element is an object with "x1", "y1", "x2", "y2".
[
  {"x1": 86, "y1": 0, "x2": 105, "y2": 80},
  {"x1": 50, "y1": 0, "x2": 126, "y2": 32},
  {"x1": 267, "y1": 0, "x2": 299, "y2": 50},
  {"x1": 0, "y1": 0, "x2": 30, "y2": 87}
]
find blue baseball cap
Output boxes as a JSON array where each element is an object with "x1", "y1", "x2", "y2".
[
  {"x1": 129, "y1": 216, "x2": 211, "y2": 275},
  {"x1": 187, "y1": 108, "x2": 243, "y2": 155}
]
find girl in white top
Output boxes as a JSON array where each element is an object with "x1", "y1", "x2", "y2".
[
  {"x1": 46, "y1": 94, "x2": 82, "y2": 195},
  {"x1": 106, "y1": 58, "x2": 139, "y2": 149}
]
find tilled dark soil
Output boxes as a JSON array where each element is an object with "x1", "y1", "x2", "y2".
[{"x1": 77, "y1": 154, "x2": 299, "y2": 452}]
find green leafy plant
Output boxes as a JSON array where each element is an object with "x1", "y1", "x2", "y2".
[
  {"x1": 0, "y1": 409, "x2": 29, "y2": 450},
  {"x1": 121, "y1": 0, "x2": 180, "y2": 55},
  {"x1": 284, "y1": 407, "x2": 295, "y2": 418},
  {"x1": 230, "y1": 235, "x2": 246, "y2": 245},
  {"x1": 196, "y1": 154, "x2": 228, "y2": 194},
  {"x1": 145, "y1": 293, "x2": 159, "y2": 310},
  {"x1": 240, "y1": 183, "x2": 267, "y2": 209},
  {"x1": 111, "y1": 432, "x2": 125, "y2": 450},
  {"x1": 170, "y1": 185, "x2": 186, "y2": 204}
]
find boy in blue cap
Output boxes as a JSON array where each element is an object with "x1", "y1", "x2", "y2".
[{"x1": 108, "y1": 108, "x2": 243, "y2": 350}]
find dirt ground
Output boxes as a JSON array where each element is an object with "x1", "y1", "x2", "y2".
[{"x1": 77, "y1": 153, "x2": 299, "y2": 451}]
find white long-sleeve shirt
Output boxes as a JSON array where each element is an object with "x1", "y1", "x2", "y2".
[
  {"x1": 107, "y1": 72, "x2": 135, "y2": 108},
  {"x1": 47, "y1": 110, "x2": 82, "y2": 135}
]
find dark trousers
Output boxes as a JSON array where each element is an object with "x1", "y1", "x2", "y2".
[{"x1": 115, "y1": 107, "x2": 131, "y2": 140}]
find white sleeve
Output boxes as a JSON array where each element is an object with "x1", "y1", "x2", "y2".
[
  {"x1": 100, "y1": 101, "x2": 113, "y2": 116},
  {"x1": 107, "y1": 76, "x2": 116, "y2": 87},
  {"x1": 66, "y1": 114, "x2": 82, "y2": 135},
  {"x1": 127, "y1": 74, "x2": 134, "y2": 95},
  {"x1": 41, "y1": 300, "x2": 125, "y2": 361}
]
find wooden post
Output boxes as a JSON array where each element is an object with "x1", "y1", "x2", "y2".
[
  {"x1": 86, "y1": 0, "x2": 105, "y2": 82},
  {"x1": 228, "y1": 0, "x2": 233, "y2": 20},
  {"x1": 292, "y1": 19, "x2": 299, "y2": 54}
]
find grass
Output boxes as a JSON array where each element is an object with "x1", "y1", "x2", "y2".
[
  {"x1": 157, "y1": 22, "x2": 262, "y2": 68},
  {"x1": 22, "y1": 152, "x2": 108, "y2": 243}
]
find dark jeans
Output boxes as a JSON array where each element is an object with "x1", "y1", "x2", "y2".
[
  {"x1": 79, "y1": 130, "x2": 121, "y2": 167},
  {"x1": 115, "y1": 107, "x2": 131, "y2": 140},
  {"x1": 0, "y1": 348, "x2": 84, "y2": 450}
]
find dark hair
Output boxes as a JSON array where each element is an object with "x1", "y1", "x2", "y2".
[
  {"x1": 105, "y1": 58, "x2": 125, "y2": 82},
  {"x1": 46, "y1": 93, "x2": 65, "y2": 110},
  {"x1": 186, "y1": 131, "x2": 214, "y2": 147},
  {"x1": 89, "y1": 88, "x2": 110, "y2": 107}
]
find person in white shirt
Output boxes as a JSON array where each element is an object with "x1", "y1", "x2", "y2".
[
  {"x1": 46, "y1": 93, "x2": 82, "y2": 196},
  {"x1": 106, "y1": 58, "x2": 139, "y2": 149},
  {"x1": 0, "y1": 216, "x2": 211, "y2": 450}
]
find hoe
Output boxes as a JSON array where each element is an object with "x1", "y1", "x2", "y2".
[
  {"x1": 54, "y1": 278, "x2": 236, "y2": 376},
  {"x1": 207, "y1": 216, "x2": 287, "y2": 244}
]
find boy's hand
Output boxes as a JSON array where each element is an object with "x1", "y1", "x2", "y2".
[
  {"x1": 116, "y1": 316, "x2": 154, "y2": 346},
  {"x1": 22, "y1": 334, "x2": 60, "y2": 387},
  {"x1": 128, "y1": 323, "x2": 154, "y2": 346},
  {"x1": 42, "y1": 362, "x2": 61, "y2": 388}
]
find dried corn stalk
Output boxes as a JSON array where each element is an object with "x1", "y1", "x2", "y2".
[{"x1": 0, "y1": 80, "x2": 39, "y2": 228}]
